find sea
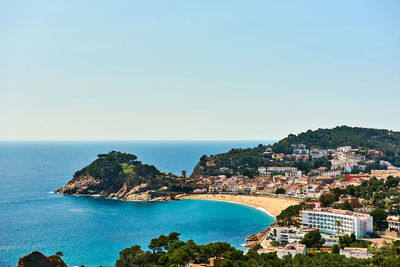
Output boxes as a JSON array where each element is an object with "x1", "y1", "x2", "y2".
[{"x1": 0, "y1": 141, "x2": 276, "y2": 267}]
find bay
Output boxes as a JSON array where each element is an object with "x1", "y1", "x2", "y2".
[{"x1": 0, "y1": 141, "x2": 275, "y2": 266}]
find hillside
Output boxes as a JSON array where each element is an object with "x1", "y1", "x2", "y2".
[
  {"x1": 56, "y1": 151, "x2": 176, "y2": 201},
  {"x1": 272, "y1": 126, "x2": 400, "y2": 156},
  {"x1": 191, "y1": 126, "x2": 400, "y2": 177}
]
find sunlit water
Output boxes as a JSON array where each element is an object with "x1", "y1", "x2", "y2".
[{"x1": 0, "y1": 141, "x2": 275, "y2": 266}]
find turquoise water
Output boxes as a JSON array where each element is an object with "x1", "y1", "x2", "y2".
[{"x1": 0, "y1": 141, "x2": 275, "y2": 266}]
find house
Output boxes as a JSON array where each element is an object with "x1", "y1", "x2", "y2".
[
  {"x1": 315, "y1": 176, "x2": 335, "y2": 184},
  {"x1": 258, "y1": 243, "x2": 306, "y2": 259},
  {"x1": 193, "y1": 188, "x2": 207, "y2": 194},
  {"x1": 228, "y1": 185, "x2": 239, "y2": 193},
  {"x1": 386, "y1": 216, "x2": 400, "y2": 237},
  {"x1": 267, "y1": 167, "x2": 298, "y2": 173},
  {"x1": 322, "y1": 170, "x2": 342, "y2": 177},
  {"x1": 334, "y1": 197, "x2": 359, "y2": 208},
  {"x1": 206, "y1": 161, "x2": 216, "y2": 167},
  {"x1": 277, "y1": 243, "x2": 307, "y2": 259},
  {"x1": 208, "y1": 186, "x2": 220, "y2": 193},
  {"x1": 243, "y1": 184, "x2": 257, "y2": 194},
  {"x1": 337, "y1": 146, "x2": 352, "y2": 153},
  {"x1": 371, "y1": 170, "x2": 400, "y2": 180},
  {"x1": 219, "y1": 167, "x2": 229, "y2": 173},
  {"x1": 339, "y1": 247, "x2": 372, "y2": 259},
  {"x1": 331, "y1": 159, "x2": 345, "y2": 170},
  {"x1": 258, "y1": 166, "x2": 267, "y2": 176}
]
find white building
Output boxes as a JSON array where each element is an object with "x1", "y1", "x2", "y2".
[
  {"x1": 340, "y1": 247, "x2": 372, "y2": 259},
  {"x1": 300, "y1": 208, "x2": 373, "y2": 238},
  {"x1": 208, "y1": 186, "x2": 220, "y2": 193},
  {"x1": 243, "y1": 184, "x2": 257, "y2": 194},
  {"x1": 266, "y1": 226, "x2": 338, "y2": 246},
  {"x1": 387, "y1": 216, "x2": 400, "y2": 233},
  {"x1": 337, "y1": 146, "x2": 352, "y2": 153},
  {"x1": 228, "y1": 185, "x2": 239, "y2": 193},
  {"x1": 322, "y1": 170, "x2": 342, "y2": 177},
  {"x1": 267, "y1": 167, "x2": 298, "y2": 173},
  {"x1": 258, "y1": 243, "x2": 307, "y2": 259},
  {"x1": 267, "y1": 227, "x2": 305, "y2": 244},
  {"x1": 277, "y1": 243, "x2": 306, "y2": 259},
  {"x1": 331, "y1": 159, "x2": 346, "y2": 170},
  {"x1": 258, "y1": 166, "x2": 267, "y2": 176}
]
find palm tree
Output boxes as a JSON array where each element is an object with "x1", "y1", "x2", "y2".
[{"x1": 334, "y1": 220, "x2": 343, "y2": 236}]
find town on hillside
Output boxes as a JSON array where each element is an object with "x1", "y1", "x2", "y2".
[{"x1": 169, "y1": 144, "x2": 400, "y2": 260}]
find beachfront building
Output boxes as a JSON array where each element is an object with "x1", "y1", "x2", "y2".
[
  {"x1": 266, "y1": 227, "x2": 305, "y2": 244},
  {"x1": 243, "y1": 184, "x2": 257, "y2": 194},
  {"x1": 208, "y1": 186, "x2": 220, "y2": 193},
  {"x1": 300, "y1": 208, "x2": 373, "y2": 238},
  {"x1": 339, "y1": 247, "x2": 372, "y2": 259},
  {"x1": 266, "y1": 226, "x2": 338, "y2": 246}
]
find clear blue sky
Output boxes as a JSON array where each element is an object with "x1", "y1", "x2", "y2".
[{"x1": 1, "y1": 0, "x2": 399, "y2": 140}]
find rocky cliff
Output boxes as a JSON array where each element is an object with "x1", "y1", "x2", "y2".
[
  {"x1": 18, "y1": 251, "x2": 67, "y2": 267},
  {"x1": 55, "y1": 151, "x2": 176, "y2": 201}
]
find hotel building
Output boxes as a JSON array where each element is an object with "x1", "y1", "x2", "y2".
[{"x1": 300, "y1": 208, "x2": 373, "y2": 238}]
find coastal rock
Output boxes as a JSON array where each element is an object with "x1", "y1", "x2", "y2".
[
  {"x1": 244, "y1": 222, "x2": 277, "y2": 247},
  {"x1": 55, "y1": 152, "x2": 177, "y2": 202},
  {"x1": 55, "y1": 175, "x2": 101, "y2": 195},
  {"x1": 18, "y1": 251, "x2": 67, "y2": 267},
  {"x1": 56, "y1": 178, "x2": 173, "y2": 201}
]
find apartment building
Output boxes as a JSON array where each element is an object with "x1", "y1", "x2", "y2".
[
  {"x1": 300, "y1": 208, "x2": 373, "y2": 238},
  {"x1": 266, "y1": 226, "x2": 339, "y2": 246},
  {"x1": 267, "y1": 167, "x2": 298, "y2": 173}
]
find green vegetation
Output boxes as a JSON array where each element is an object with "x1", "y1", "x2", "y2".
[
  {"x1": 276, "y1": 202, "x2": 315, "y2": 227},
  {"x1": 116, "y1": 232, "x2": 400, "y2": 266},
  {"x1": 55, "y1": 251, "x2": 63, "y2": 257},
  {"x1": 191, "y1": 126, "x2": 400, "y2": 177},
  {"x1": 338, "y1": 234, "x2": 371, "y2": 249},
  {"x1": 276, "y1": 204, "x2": 303, "y2": 226},
  {"x1": 319, "y1": 194, "x2": 335, "y2": 207},
  {"x1": 272, "y1": 126, "x2": 400, "y2": 165},
  {"x1": 122, "y1": 163, "x2": 134, "y2": 174},
  {"x1": 275, "y1": 188, "x2": 286, "y2": 194},
  {"x1": 370, "y1": 208, "x2": 389, "y2": 231},
  {"x1": 331, "y1": 244, "x2": 340, "y2": 254},
  {"x1": 192, "y1": 145, "x2": 269, "y2": 177},
  {"x1": 332, "y1": 177, "x2": 400, "y2": 216},
  {"x1": 72, "y1": 151, "x2": 165, "y2": 185},
  {"x1": 335, "y1": 200, "x2": 353, "y2": 211},
  {"x1": 300, "y1": 230, "x2": 325, "y2": 249}
]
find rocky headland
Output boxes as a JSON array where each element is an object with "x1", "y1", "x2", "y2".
[
  {"x1": 18, "y1": 251, "x2": 67, "y2": 267},
  {"x1": 55, "y1": 151, "x2": 178, "y2": 201}
]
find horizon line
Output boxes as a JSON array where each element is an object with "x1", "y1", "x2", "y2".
[{"x1": 0, "y1": 139, "x2": 278, "y2": 142}]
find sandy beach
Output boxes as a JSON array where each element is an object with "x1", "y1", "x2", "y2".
[{"x1": 176, "y1": 194, "x2": 302, "y2": 217}]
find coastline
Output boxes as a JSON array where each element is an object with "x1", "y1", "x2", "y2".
[{"x1": 175, "y1": 194, "x2": 301, "y2": 217}]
